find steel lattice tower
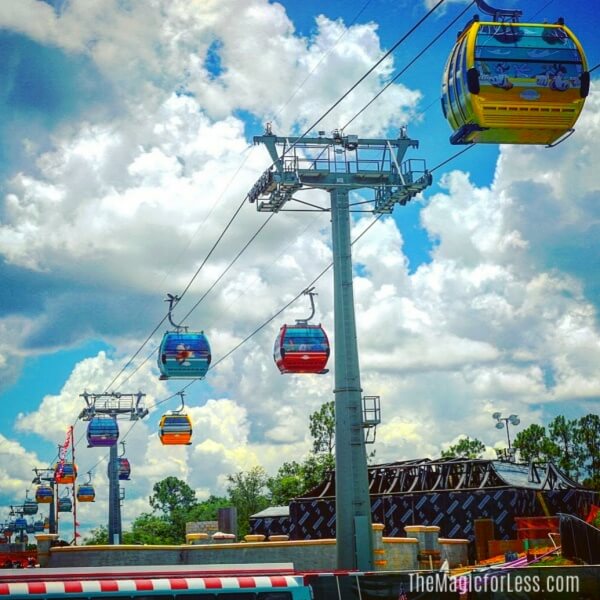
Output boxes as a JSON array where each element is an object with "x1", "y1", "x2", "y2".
[
  {"x1": 248, "y1": 126, "x2": 432, "y2": 570},
  {"x1": 79, "y1": 392, "x2": 148, "y2": 545}
]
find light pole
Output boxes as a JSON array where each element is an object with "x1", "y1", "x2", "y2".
[{"x1": 493, "y1": 413, "x2": 520, "y2": 461}]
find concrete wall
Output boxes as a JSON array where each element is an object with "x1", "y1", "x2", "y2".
[
  {"x1": 49, "y1": 539, "x2": 338, "y2": 572},
  {"x1": 439, "y1": 538, "x2": 469, "y2": 568},
  {"x1": 382, "y1": 537, "x2": 419, "y2": 570},
  {"x1": 49, "y1": 524, "x2": 468, "y2": 571}
]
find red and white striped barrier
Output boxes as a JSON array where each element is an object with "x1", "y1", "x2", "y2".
[{"x1": 0, "y1": 575, "x2": 301, "y2": 596}]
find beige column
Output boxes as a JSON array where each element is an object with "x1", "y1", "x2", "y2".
[
  {"x1": 35, "y1": 534, "x2": 59, "y2": 567},
  {"x1": 372, "y1": 523, "x2": 387, "y2": 571}
]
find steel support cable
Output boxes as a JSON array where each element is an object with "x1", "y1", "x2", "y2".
[
  {"x1": 589, "y1": 62, "x2": 599, "y2": 74},
  {"x1": 342, "y1": 1, "x2": 475, "y2": 131},
  {"x1": 179, "y1": 213, "x2": 277, "y2": 323},
  {"x1": 84, "y1": 1, "x2": 447, "y2": 404},
  {"x1": 94, "y1": 16, "x2": 376, "y2": 399},
  {"x1": 529, "y1": 0, "x2": 555, "y2": 20},
  {"x1": 113, "y1": 213, "x2": 278, "y2": 390},
  {"x1": 118, "y1": 213, "x2": 384, "y2": 428},
  {"x1": 268, "y1": 0, "x2": 375, "y2": 123},
  {"x1": 274, "y1": 0, "x2": 446, "y2": 161},
  {"x1": 176, "y1": 196, "x2": 248, "y2": 303},
  {"x1": 62, "y1": 2, "x2": 448, "y2": 466},
  {"x1": 430, "y1": 144, "x2": 476, "y2": 172}
]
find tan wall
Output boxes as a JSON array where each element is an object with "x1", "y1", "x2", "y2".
[
  {"x1": 186, "y1": 521, "x2": 219, "y2": 536},
  {"x1": 49, "y1": 525, "x2": 469, "y2": 571},
  {"x1": 439, "y1": 538, "x2": 469, "y2": 568},
  {"x1": 49, "y1": 539, "x2": 338, "y2": 571}
]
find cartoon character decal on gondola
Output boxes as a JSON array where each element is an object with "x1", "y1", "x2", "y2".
[
  {"x1": 157, "y1": 293, "x2": 211, "y2": 380},
  {"x1": 441, "y1": 0, "x2": 589, "y2": 145}
]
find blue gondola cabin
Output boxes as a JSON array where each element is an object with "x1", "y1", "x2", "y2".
[
  {"x1": 35, "y1": 485, "x2": 53, "y2": 504},
  {"x1": 87, "y1": 415, "x2": 119, "y2": 448},
  {"x1": 76, "y1": 484, "x2": 96, "y2": 503},
  {"x1": 158, "y1": 332, "x2": 211, "y2": 380},
  {"x1": 58, "y1": 497, "x2": 72, "y2": 513},
  {"x1": 54, "y1": 462, "x2": 77, "y2": 485}
]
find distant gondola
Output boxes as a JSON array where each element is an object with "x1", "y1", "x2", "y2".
[
  {"x1": 33, "y1": 520, "x2": 45, "y2": 533},
  {"x1": 76, "y1": 484, "x2": 96, "y2": 503},
  {"x1": 57, "y1": 496, "x2": 72, "y2": 513},
  {"x1": 118, "y1": 458, "x2": 131, "y2": 480},
  {"x1": 159, "y1": 392, "x2": 193, "y2": 445},
  {"x1": 273, "y1": 288, "x2": 330, "y2": 374},
  {"x1": 22, "y1": 493, "x2": 38, "y2": 515},
  {"x1": 14, "y1": 518, "x2": 27, "y2": 531},
  {"x1": 87, "y1": 415, "x2": 119, "y2": 448},
  {"x1": 159, "y1": 413, "x2": 193, "y2": 445},
  {"x1": 441, "y1": 0, "x2": 589, "y2": 145},
  {"x1": 157, "y1": 294, "x2": 211, "y2": 380},
  {"x1": 77, "y1": 472, "x2": 96, "y2": 502},
  {"x1": 54, "y1": 462, "x2": 77, "y2": 485},
  {"x1": 35, "y1": 484, "x2": 53, "y2": 504}
]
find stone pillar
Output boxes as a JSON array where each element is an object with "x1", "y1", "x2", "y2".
[
  {"x1": 35, "y1": 534, "x2": 58, "y2": 567},
  {"x1": 405, "y1": 525, "x2": 442, "y2": 570},
  {"x1": 186, "y1": 533, "x2": 209, "y2": 545},
  {"x1": 371, "y1": 523, "x2": 387, "y2": 571}
]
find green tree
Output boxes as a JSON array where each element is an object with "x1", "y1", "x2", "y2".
[
  {"x1": 186, "y1": 495, "x2": 232, "y2": 522},
  {"x1": 267, "y1": 452, "x2": 336, "y2": 506},
  {"x1": 129, "y1": 513, "x2": 176, "y2": 545},
  {"x1": 149, "y1": 476, "x2": 196, "y2": 515},
  {"x1": 82, "y1": 525, "x2": 108, "y2": 545},
  {"x1": 267, "y1": 461, "x2": 307, "y2": 506},
  {"x1": 576, "y1": 414, "x2": 600, "y2": 490},
  {"x1": 441, "y1": 436, "x2": 486, "y2": 459},
  {"x1": 226, "y1": 466, "x2": 269, "y2": 538},
  {"x1": 300, "y1": 452, "x2": 335, "y2": 490},
  {"x1": 149, "y1": 476, "x2": 198, "y2": 543},
  {"x1": 513, "y1": 424, "x2": 556, "y2": 463},
  {"x1": 309, "y1": 401, "x2": 335, "y2": 455},
  {"x1": 548, "y1": 415, "x2": 579, "y2": 478}
]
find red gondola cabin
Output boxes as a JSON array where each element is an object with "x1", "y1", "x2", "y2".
[{"x1": 273, "y1": 324, "x2": 330, "y2": 374}]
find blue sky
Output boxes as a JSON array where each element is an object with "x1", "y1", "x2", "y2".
[{"x1": 0, "y1": 0, "x2": 599, "y2": 537}]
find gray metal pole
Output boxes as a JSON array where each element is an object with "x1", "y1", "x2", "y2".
[
  {"x1": 330, "y1": 187, "x2": 373, "y2": 570},
  {"x1": 48, "y1": 481, "x2": 57, "y2": 535},
  {"x1": 107, "y1": 444, "x2": 121, "y2": 544}
]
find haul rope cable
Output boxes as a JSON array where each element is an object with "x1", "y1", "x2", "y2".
[
  {"x1": 100, "y1": 0, "x2": 406, "y2": 395},
  {"x1": 100, "y1": 0, "x2": 449, "y2": 395}
]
